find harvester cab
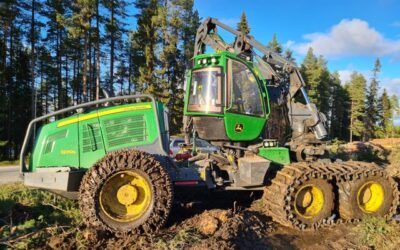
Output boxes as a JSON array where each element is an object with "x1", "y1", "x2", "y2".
[{"x1": 183, "y1": 17, "x2": 329, "y2": 162}]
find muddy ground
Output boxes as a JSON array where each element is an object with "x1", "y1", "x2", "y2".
[
  {"x1": 2, "y1": 142, "x2": 400, "y2": 249},
  {"x1": 1, "y1": 182, "x2": 399, "y2": 249},
  {"x1": 41, "y1": 189, "x2": 398, "y2": 250}
]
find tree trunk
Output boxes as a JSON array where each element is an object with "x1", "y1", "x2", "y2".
[
  {"x1": 65, "y1": 54, "x2": 69, "y2": 107},
  {"x1": 128, "y1": 47, "x2": 132, "y2": 94},
  {"x1": 31, "y1": 0, "x2": 36, "y2": 119},
  {"x1": 72, "y1": 57, "x2": 76, "y2": 103},
  {"x1": 83, "y1": 31, "x2": 88, "y2": 102},
  {"x1": 56, "y1": 24, "x2": 62, "y2": 109},
  {"x1": 88, "y1": 29, "x2": 92, "y2": 101},
  {"x1": 350, "y1": 100, "x2": 353, "y2": 143},
  {"x1": 109, "y1": 2, "x2": 115, "y2": 93},
  {"x1": 95, "y1": 0, "x2": 100, "y2": 100}
]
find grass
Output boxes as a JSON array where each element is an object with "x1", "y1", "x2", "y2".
[
  {"x1": 154, "y1": 227, "x2": 204, "y2": 249},
  {"x1": 389, "y1": 146, "x2": 400, "y2": 166},
  {"x1": 0, "y1": 183, "x2": 81, "y2": 249},
  {"x1": 356, "y1": 217, "x2": 400, "y2": 249},
  {"x1": 0, "y1": 160, "x2": 19, "y2": 167},
  {"x1": 0, "y1": 182, "x2": 205, "y2": 249}
]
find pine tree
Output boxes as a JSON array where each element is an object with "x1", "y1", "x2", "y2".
[
  {"x1": 94, "y1": 0, "x2": 101, "y2": 100},
  {"x1": 69, "y1": 0, "x2": 96, "y2": 102},
  {"x1": 390, "y1": 95, "x2": 400, "y2": 137},
  {"x1": 316, "y1": 56, "x2": 331, "y2": 115},
  {"x1": 267, "y1": 33, "x2": 282, "y2": 54},
  {"x1": 176, "y1": 0, "x2": 200, "y2": 133},
  {"x1": 347, "y1": 72, "x2": 367, "y2": 142},
  {"x1": 45, "y1": 1, "x2": 77, "y2": 107},
  {"x1": 237, "y1": 12, "x2": 250, "y2": 34},
  {"x1": 330, "y1": 72, "x2": 350, "y2": 140},
  {"x1": 0, "y1": 0, "x2": 34, "y2": 159},
  {"x1": 390, "y1": 95, "x2": 399, "y2": 115},
  {"x1": 284, "y1": 48, "x2": 295, "y2": 63},
  {"x1": 365, "y1": 58, "x2": 381, "y2": 140},
  {"x1": 157, "y1": 0, "x2": 179, "y2": 95},
  {"x1": 379, "y1": 89, "x2": 392, "y2": 137},
  {"x1": 30, "y1": 0, "x2": 37, "y2": 120},
  {"x1": 300, "y1": 48, "x2": 331, "y2": 116},
  {"x1": 133, "y1": 0, "x2": 159, "y2": 97},
  {"x1": 103, "y1": 0, "x2": 128, "y2": 94},
  {"x1": 127, "y1": 31, "x2": 142, "y2": 94},
  {"x1": 179, "y1": 0, "x2": 200, "y2": 68},
  {"x1": 0, "y1": 0, "x2": 207, "y2": 160}
]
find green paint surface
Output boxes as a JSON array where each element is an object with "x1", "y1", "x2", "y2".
[
  {"x1": 30, "y1": 123, "x2": 79, "y2": 171},
  {"x1": 224, "y1": 112, "x2": 266, "y2": 141},
  {"x1": 258, "y1": 147, "x2": 291, "y2": 165},
  {"x1": 30, "y1": 102, "x2": 164, "y2": 171}
]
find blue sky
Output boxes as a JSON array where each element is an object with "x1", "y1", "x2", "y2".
[{"x1": 194, "y1": 0, "x2": 400, "y2": 124}]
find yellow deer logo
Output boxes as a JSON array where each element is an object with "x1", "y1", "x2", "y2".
[{"x1": 234, "y1": 123, "x2": 244, "y2": 133}]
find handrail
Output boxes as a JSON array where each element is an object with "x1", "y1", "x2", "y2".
[{"x1": 20, "y1": 94, "x2": 157, "y2": 173}]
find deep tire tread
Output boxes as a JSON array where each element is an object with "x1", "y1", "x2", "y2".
[
  {"x1": 78, "y1": 149, "x2": 174, "y2": 235},
  {"x1": 263, "y1": 160, "x2": 399, "y2": 230}
]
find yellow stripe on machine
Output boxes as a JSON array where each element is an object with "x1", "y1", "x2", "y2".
[{"x1": 57, "y1": 104, "x2": 152, "y2": 127}]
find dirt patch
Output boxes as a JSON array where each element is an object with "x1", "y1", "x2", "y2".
[
  {"x1": 45, "y1": 209, "x2": 274, "y2": 250},
  {"x1": 181, "y1": 209, "x2": 274, "y2": 249},
  {"x1": 371, "y1": 138, "x2": 400, "y2": 149},
  {"x1": 42, "y1": 207, "x2": 379, "y2": 250},
  {"x1": 2, "y1": 159, "x2": 400, "y2": 250},
  {"x1": 268, "y1": 224, "x2": 361, "y2": 250}
]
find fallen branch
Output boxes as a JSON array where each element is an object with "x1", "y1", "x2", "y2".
[
  {"x1": 0, "y1": 225, "x2": 71, "y2": 245},
  {"x1": 42, "y1": 202, "x2": 69, "y2": 213}
]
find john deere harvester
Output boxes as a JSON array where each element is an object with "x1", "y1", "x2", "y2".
[{"x1": 20, "y1": 17, "x2": 399, "y2": 234}]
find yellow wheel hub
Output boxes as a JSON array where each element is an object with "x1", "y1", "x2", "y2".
[
  {"x1": 117, "y1": 184, "x2": 138, "y2": 205},
  {"x1": 295, "y1": 184, "x2": 324, "y2": 218},
  {"x1": 357, "y1": 181, "x2": 384, "y2": 213},
  {"x1": 99, "y1": 170, "x2": 152, "y2": 222}
]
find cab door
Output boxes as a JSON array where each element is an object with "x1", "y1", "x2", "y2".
[{"x1": 224, "y1": 59, "x2": 267, "y2": 141}]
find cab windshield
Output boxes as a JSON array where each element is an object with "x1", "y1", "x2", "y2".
[{"x1": 188, "y1": 67, "x2": 222, "y2": 113}]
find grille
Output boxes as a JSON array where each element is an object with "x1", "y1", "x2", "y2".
[
  {"x1": 82, "y1": 123, "x2": 104, "y2": 153},
  {"x1": 103, "y1": 115, "x2": 147, "y2": 148}
]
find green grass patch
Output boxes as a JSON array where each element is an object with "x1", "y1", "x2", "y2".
[
  {"x1": 0, "y1": 183, "x2": 81, "y2": 249},
  {"x1": 0, "y1": 160, "x2": 19, "y2": 167},
  {"x1": 356, "y1": 216, "x2": 400, "y2": 249},
  {"x1": 155, "y1": 227, "x2": 204, "y2": 249}
]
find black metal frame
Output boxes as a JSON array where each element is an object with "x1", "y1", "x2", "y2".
[{"x1": 20, "y1": 94, "x2": 164, "y2": 173}]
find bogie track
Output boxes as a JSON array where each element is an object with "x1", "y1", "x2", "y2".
[{"x1": 263, "y1": 160, "x2": 399, "y2": 230}]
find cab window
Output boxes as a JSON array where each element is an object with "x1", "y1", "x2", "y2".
[
  {"x1": 188, "y1": 67, "x2": 223, "y2": 113},
  {"x1": 228, "y1": 60, "x2": 264, "y2": 116}
]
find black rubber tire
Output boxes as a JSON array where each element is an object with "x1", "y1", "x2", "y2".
[
  {"x1": 78, "y1": 149, "x2": 174, "y2": 234},
  {"x1": 290, "y1": 178, "x2": 335, "y2": 226},
  {"x1": 338, "y1": 175, "x2": 396, "y2": 220}
]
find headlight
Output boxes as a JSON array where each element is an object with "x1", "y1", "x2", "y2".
[{"x1": 263, "y1": 140, "x2": 277, "y2": 147}]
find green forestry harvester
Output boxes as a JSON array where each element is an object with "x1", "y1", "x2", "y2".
[{"x1": 20, "y1": 17, "x2": 398, "y2": 233}]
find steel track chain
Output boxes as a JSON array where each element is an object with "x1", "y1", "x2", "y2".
[{"x1": 263, "y1": 160, "x2": 400, "y2": 230}]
